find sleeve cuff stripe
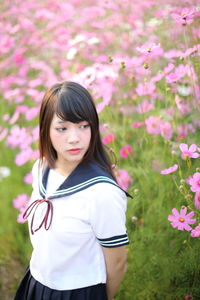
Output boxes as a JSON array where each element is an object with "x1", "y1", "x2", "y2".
[
  {"x1": 97, "y1": 234, "x2": 128, "y2": 242},
  {"x1": 98, "y1": 236, "x2": 128, "y2": 244},
  {"x1": 100, "y1": 240, "x2": 129, "y2": 247}
]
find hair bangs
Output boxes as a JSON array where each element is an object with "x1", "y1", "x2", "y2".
[{"x1": 56, "y1": 93, "x2": 90, "y2": 124}]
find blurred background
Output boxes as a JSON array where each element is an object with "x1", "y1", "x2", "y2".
[{"x1": 0, "y1": 0, "x2": 200, "y2": 299}]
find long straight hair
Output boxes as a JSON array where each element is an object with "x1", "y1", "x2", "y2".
[{"x1": 39, "y1": 81, "x2": 116, "y2": 180}]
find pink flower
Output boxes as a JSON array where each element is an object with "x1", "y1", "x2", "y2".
[
  {"x1": 137, "y1": 100, "x2": 154, "y2": 114},
  {"x1": 120, "y1": 145, "x2": 132, "y2": 158},
  {"x1": 189, "y1": 173, "x2": 200, "y2": 193},
  {"x1": 194, "y1": 192, "x2": 200, "y2": 210},
  {"x1": 165, "y1": 72, "x2": 181, "y2": 83},
  {"x1": 191, "y1": 223, "x2": 200, "y2": 237},
  {"x1": 171, "y1": 8, "x2": 196, "y2": 26},
  {"x1": 15, "y1": 147, "x2": 33, "y2": 166},
  {"x1": 131, "y1": 122, "x2": 145, "y2": 128},
  {"x1": 24, "y1": 172, "x2": 33, "y2": 185},
  {"x1": 145, "y1": 116, "x2": 162, "y2": 135},
  {"x1": 102, "y1": 133, "x2": 115, "y2": 145},
  {"x1": 13, "y1": 194, "x2": 29, "y2": 210},
  {"x1": 175, "y1": 95, "x2": 191, "y2": 115},
  {"x1": 115, "y1": 169, "x2": 133, "y2": 191},
  {"x1": 160, "y1": 121, "x2": 173, "y2": 140},
  {"x1": 168, "y1": 207, "x2": 196, "y2": 231},
  {"x1": 136, "y1": 42, "x2": 160, "y2": 55},
  {"x1": 179, "y1": 143, "x2": 199, "y2": 160},
  {"x1": 161, "y1": 164, "x2": 178, "y2": 175}
]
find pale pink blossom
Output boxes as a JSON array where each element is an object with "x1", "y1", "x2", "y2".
[
  {"x1": 189, "y1": 173, "x2": 200, "y2": 193},
  {"x1": 13, "y1": 194, "x2": 29, "y2": 210},
  {"x1": 25, "y1": 106, "x2": 40, "y2": 121},
  {"x1": 115, "y1": 169, "x2": 133, "y2": 191},
  {"x1": 165, "y1": 72, "x2": 181, "y2": 83},
  {"x1": 168, "y1": 207, "x2": 196, "y2": 231},
  {"x1": 136, "y1": 42, "x2": 160, "y2": 55},
  {"x1": 15, "y1": 148, "x2": 33, "y2": 166},
  {"x1": 185, "y1": 175, "x2": 193, "y2": 185},
  {"x1": 160, "y1": 121, "x2": 173, "y2": 140},
  {"x1": 194, "y1": 192, "x2": 200, "y2": 210},
  {"x1": 136, "y1": 82, "x2": 156, "y2": 97},
  {"x1": 160, "y1": 164, "x2": 178, "y2": 175},
  {"x1": 137, "y1": 100, "x2": 154, "y2": 114},
  {"x1": 0, "y1": 128, "x2": 8, "y2": 141},
  {"x1": 6, "y1": 126, "x2": 30, "y2": 149},
  {"x1": 120, "y1": 145, "x2": 132, "y2": 158},
  {"x1": 191, "y1": 223, "x2": 200, "y2": 237},
  {"x1": 102, "y1": 133, "x2": 115, "y2": 145},
  {"x1": 131, "y1": 122, "x2": 145, "y2": 128},
  {"x1": 175, "y1": 95, "x2": 191, "y2": 115},
  {"x1": 171, "y1": 7, "x2": 196, "y2": 26},
  {"x1": 145, "y1": 116, "x2": 162, "y2": 135},
  {"x1": 179, "y1": 143, "x2": 199, "y2": 160},
  {"x1": 24, "y1": 172, "x2": 33, "y2": 185},
  {"x1": 13, "y1": 48, "x2": 26, "y2": 65}
]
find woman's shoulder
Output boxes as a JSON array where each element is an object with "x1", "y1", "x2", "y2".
[{"x1": 32, "y1": 158, "x2": 46, "y2": 176}]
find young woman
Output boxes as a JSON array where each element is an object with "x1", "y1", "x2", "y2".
[{"x1": 14, "y1": 81, "x2": 131, "y2": 300}]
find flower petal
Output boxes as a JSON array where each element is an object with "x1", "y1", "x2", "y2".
[
  {"x1": 179, "y1": 143, "x2": 188, "y2": 152},
  {"x1": 189, "y1": 144, "x2": 197, "y2": 152},
  {"x1": 172, "y1": 208, "x2": 180, "y2": 217}
]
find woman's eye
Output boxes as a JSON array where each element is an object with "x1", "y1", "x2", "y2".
[
  {"x1": 80, "y1": 124, "x2": 89, "y2": 129},
  {"x1": 56, "y1": 128, "x2": 66, "y2": 132}
]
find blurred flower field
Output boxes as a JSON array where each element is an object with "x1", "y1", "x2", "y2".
[{"x1": 0, "y1": 0, "x2": 200, "y2": 299}]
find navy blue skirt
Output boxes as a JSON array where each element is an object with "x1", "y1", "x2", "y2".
[{"x1": 14, "y1": 266, "x2": 108, "y2": 300}]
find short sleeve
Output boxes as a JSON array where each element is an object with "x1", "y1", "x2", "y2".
[{"x1": 90, "y1": 183, "x2": 129, "y2": 248}]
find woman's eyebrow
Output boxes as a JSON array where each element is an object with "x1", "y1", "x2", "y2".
[{"x1": 56, "y1": 120, "x2": 66, "y2": 124}]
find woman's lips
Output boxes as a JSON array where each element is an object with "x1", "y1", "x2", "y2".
[{"x1": 68, "y1": 148, "x2": 81, "y2": 154}]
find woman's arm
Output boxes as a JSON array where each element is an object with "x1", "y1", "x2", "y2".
[{"x1": 102, "y1": 245, "x2": 127, "y2": 300}]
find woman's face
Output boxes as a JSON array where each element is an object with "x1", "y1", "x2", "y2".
[{"x1": 50, "y1": 114, "x2": 91, "y2": 171}]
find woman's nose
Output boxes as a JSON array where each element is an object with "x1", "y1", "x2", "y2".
[{"x1": 67, "y1": 128, "x2": 80, "y2": 143}]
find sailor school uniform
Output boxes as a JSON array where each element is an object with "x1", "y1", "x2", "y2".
[{"x1": 15, "y1": 159, "x2": 131, "y2": 298}]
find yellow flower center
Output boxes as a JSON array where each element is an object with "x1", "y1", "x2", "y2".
[
  {"x1": 179, "y1": 217, "x2": 184, "y2": 222},
  {"x1": 184, "y1": 153, "x2": 189, "y2": 158},
  {"x1": 198, "y1": 197, "x2": 200, "y2": 202}
]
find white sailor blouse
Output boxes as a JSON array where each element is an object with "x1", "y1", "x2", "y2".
[{"x1": 24, "y1": 159, "x2": 131, "y2": 290}]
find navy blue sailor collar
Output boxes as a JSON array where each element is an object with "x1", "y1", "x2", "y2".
[{"x1": 39, "y1": 161, "x2": 133, "y2": 200}]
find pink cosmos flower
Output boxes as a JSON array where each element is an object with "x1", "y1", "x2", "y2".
[
  {"x1": 120, "y1": 145, "x2": 132, "y2": 158},
  {"x1": 160, "y1": 121, "x2": 173, "y2": 140},
  {"x1": 179, "y1": 143, "x2": 199, "y2": 160},
  {"x1": 175, "y1": 95, "x2": 191, "y2": 115},
  {"x1": 115, "y1": 169, "x2": 133, "y2": 191},
  {"x1": 0, "y1": 128, "x2": 8, "y2": 141},
  {"x1": 131, "y1": 122, "x2": 145, "y2": 128},
  {"x1": 15, "y1": 147, "x2": 33, "y2": 166},
  {"x1": 161, "y1": 164, "x2": 178, "y2": 175},
  {"x1": 171, "y1": 8, "x2": 196, "y2": 26},
  {"x1": 191, "y1": 223, "x2": 200, "y2": 237},
  {"x1": 145, "y1": 116, "x2": 162, "y2": 135},
  {"x1": 13, "y1": 194, "x2": 29, "y2": 210},
  {"x1": 189, "y1": 172, "x2": 200, "y2": 193},
  {"x1": 137, "y1": 100, "x2": 154, "y2": 114},
  {"x1": 24, "y1": 172, "x2": 33, "y2": 185},
  {"x1": 102, "y1": 133, "x2": 115, "y2": 145},
  {"x1": 168, "y1": 207, "x2": 196, "y2": 231},
  {"x1": 136, "y1": 42, "x2": 160, "y2": 55},
  {"x1": 165, "y1": 72, "x2": 181, "y2": 83},
  {"x1": 194, "y1": 192, "x2": 200, "y2": 210}
]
